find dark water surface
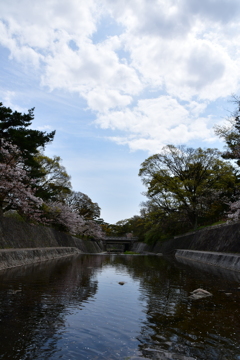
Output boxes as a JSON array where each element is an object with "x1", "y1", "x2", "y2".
[{"x1": 0, "y1": 254, "x2": 240, "y2": 360}]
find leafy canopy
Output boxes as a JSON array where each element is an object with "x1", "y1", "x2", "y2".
[
  {"x1": 0, "y1": 102, "x2": 55, "y2": 178},
  {"x1": 139, "y1": 145, "x2": 238, "y2": 229}
]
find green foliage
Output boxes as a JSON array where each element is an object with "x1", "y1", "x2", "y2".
[
  {"x1": 124, "y1": 251, "x2": 139, "y2": 254},
  {"x1": 0, "y1": 102, "x2": 55, "y2": 179},
  {"x1": 107, "y1": 215, "x2": 146, "y2": 241},
  {"x1": 3, "y1": 210, "x2": 25, "y2": 222},
  {"x1": 139, "y1": 145, "x2": 238, "y2": 230},
  {"x1": 118, "y1": 144, "x2": 240, "y2": 245},
  {"x1": 66, "y1": 191, "x2": 101, "y2": 220},
  {"x1": 215, "y1": 95, "x2": 240, "y2": 167},
  {"x1": 34, "y1": 153, "x2": 72, "y2": 201}
]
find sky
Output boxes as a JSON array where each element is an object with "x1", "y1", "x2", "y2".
[{"x1": 0, "y1": 0, "x2": 240, "y2": 224}]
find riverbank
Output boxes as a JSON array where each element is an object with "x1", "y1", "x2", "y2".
[
  {"x1": 0, "y1": 247, "x2": 82, "y2": 270},
  {"x1": 133, "y1": 221, "x2": 240, "y2": 255},
  {"x1": 0, "y1": 216, "x2": 104, "y2": 253},
  {"x1": 175, "y1": 249, "x2": 240, "y2": 272},
  {"x1": 0, "y1": 216, "x2": 105, "y2": 270}
]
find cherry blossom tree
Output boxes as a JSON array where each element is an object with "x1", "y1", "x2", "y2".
[
  {"x1": 66, "y1": 191, "x2": 101, "y2": 220},
  {"x1": 42, "y1": 201, "x2": 85, "y2": 234},
  {"x1": 226, "y1": 200, "x2": 240, "y2": 222},
  {"x1": 0, "y1": 139, "x2": 43, "y2": 220},
  {"x1": 0, "y1": 138, "x2": 105, "y2": 238},
  {"x1": 80, "y1": 220, "x2": 105, "y2": 239},
  {"x1": 43, "y1": 201, "x2": 105, "y2": 238}
]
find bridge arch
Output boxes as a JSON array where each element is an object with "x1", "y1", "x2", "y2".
[{"x1": 103, "y1": 237, "x2": 138, "y2": 253}]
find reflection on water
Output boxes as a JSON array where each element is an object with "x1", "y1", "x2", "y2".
[{"x1": 0, "y1": 254, "x2": 240, "y2": 359}]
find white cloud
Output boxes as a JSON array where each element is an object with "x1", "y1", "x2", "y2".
[
  {"x1": 96, "y1": 96, "x2": 216, "y2": 152},
  {"x1": 86, "y1": 87, "x2": 132, "y2": 112},
  {"x1": 41, "y1": 39, "x2": 141, "y2": 91},
  {"x1": 1, "y1": 0, "x2": 240, "y2": 151},
  {"x1": 184, "y1": 0, "x2": 240, "y2": 23},
  {"x1": 0, "y1": 90, "x2": 27, "y2": 112}
]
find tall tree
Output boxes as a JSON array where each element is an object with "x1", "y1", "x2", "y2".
[
  {"x1": 66, "y1": 191, "x2": 101, "y2": 220},
  {"x1": 215, "y1": 95, "x2": 240, "y2": 222},
  {"x1": 215, "y1": 95, "x2": 240, "y2": 165},
  {"x1": 34, "y1": 153, "x2": 72, "y2": 201},
  {"x1": 0, "y1": 103, "x2": 55, "y2": 178},
  {"x1": 139, "y1": 145, "x2": 238, "y2": 229}
]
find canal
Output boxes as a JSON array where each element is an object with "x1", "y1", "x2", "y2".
[{"x1": 0, "y1": 254, "x2": 239, "y2": 360}]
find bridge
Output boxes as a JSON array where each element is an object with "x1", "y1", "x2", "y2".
[{"x1": 103, "y1": 237, "x2": 138, "y2": 252}]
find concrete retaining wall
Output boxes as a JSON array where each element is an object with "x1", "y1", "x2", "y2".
[
  {"x1": 175, "y1": 249, "x2": 240, "y2": 272},
  {"x1": 0, "y1": 217, "x2": 104, "y2": 253},
  {"x1": 132, "y1": 242, "x2": 151, "y2": 253},
  {"x1": 157, "y1": 222, "x2": 240, "y2": 254},
  {"x1": 0, "y1": 247, "x2": 81, "y2": 270},
  {"x1": 132, "y1": 221, "x2": 240, "y2": 255}
]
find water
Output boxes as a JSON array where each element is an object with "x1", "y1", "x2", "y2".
[{"x1": 0, "y1": 254, "x2": 240, "y2": 360}]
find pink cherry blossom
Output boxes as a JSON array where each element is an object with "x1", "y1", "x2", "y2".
[{"x1": 0, "y1": 139, "x2": 43, "y2": 220}]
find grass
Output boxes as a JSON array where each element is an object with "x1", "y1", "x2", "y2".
[
  {"x1": 3, "y1": 211, "x2": 25, "y2": 222},
  {"x1": 124, "y1": 251, "x2": 140, "y2": 254},
  {"x1": 195, "y1": 219, "x2": 227, "y2": 231}
]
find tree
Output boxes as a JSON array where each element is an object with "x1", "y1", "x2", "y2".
[
  {"x1": 140, "y1": 200, "x2": 190, "y2": 244},
  {"x1": 43, "y1": 201, "x2": 104, "y2": 238},
  {"x1": 0, "y1": 103, "x2": 55, "y2": 178},
  {"x1": 66, "y1": 191, "x2": 101, "y2": 220},
  {"x1": 139, "y1": 145, "x2": 238, "y2": 230},
  {"x1": 42, "y1": 201, "x2": 85, "y2": 234},
  {"x1": 0, "y1": 139, "x2": 43, "y2": 220},
  {"x1": 80, "y1": 220, "x2": 105, "y2": 239},
  {"x1": 215, "y1": 95, "x2": 240, "y2": 165},
  {"x1": 214, "y1": 95, "x2": 240, "y2": 223},
  {"x1": 34, "y1": 153, "x2": 72, "y2": 201}
]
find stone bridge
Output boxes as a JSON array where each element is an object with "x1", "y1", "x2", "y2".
[{"x1": 103, "y1": 237, "x2": 138, "y2": 252}]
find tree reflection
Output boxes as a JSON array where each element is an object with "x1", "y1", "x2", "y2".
[
  {"x1": 111, "y1": 255, "x2": 240, "y2": 360},
  {"x1": 1, "y1": 255, "x2": 240, "y2": 360},
  {"x1": 0, "y1": 255, "x2": 100, "y2": 359}
]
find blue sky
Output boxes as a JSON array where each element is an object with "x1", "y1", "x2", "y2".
[{"x1": 0, "y1": 0, "x2": 240, "y2": 223}]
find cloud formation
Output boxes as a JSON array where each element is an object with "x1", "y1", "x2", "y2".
[{"x1": 1, "y1": 0, "x2": 240, "y2": 152}]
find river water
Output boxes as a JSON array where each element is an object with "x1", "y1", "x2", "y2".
[{"x1": 0, "y1": 254, "x2": 240, "y2": 360}]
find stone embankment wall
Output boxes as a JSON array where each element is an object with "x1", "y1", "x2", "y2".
[
  {"x1": 175, "y1": 249, "x2": 240, "y2": 272},
  {"x1": 0, "y1": 217, "x2": 104, "y2": 253},
  {"x1": 132, "y1": 221, "x2": 240, "y2": 255},
  {"x1": 0, "y1": 247, "x2": 81, "y2": 270}
]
